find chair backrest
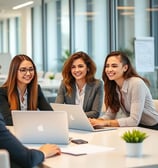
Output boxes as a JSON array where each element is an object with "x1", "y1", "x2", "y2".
[
  {"x1": 153, "y1": 99, "x2": 158, "y2": 112},
  {"x1": 37, "y1": 71, "x2": 44, "y2": 78},
  {"x1": 0, "y1": 150, "x2": 10, "y2": 168},
  {"x1": 54, "y1": 72, "x2": 63, "y2": 80}
]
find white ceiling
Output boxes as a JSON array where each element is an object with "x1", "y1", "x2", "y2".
[
  {"x1": 0, "y1": 0, "x2": 33, "y2": 10},
  {"x1": 0, "y1": 0, "x2": 42, "y2": 19}
]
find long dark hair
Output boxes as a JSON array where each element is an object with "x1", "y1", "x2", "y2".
[{"x1": 102, "y1": 51, "x2": 150, "y2": 113}]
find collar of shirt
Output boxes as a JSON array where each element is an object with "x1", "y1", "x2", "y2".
[
  {"x1": 75, "y1": 83, "x2": 86, "y2": 106},
  {"x1": 76, "y1": 83, "x2": 86, "y2": 95},
  {"x1": 116, "y1": 78, "x2": 129, "y2": 94},
  {"x1": 17, "y1": 87, "x2": 28, "y2": 110}
]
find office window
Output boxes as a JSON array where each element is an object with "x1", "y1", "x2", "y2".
[
  {"x1": 117, "y1": 0, "x2": 150, "y2": 62},
  {"x1": 0, "y1": 17, "x2": 20, "y2": 57},
  {"x1": 117, "y1": 0, "x2": 158, "y2": 98},
  {"x1": 151, "y1": 0, "x2": 158, "y2": 67},
  {"x1": 0, "y1": 21, "x2": 2, "y2": 52},
  {"x1": 47, "y1": 0, "x2": 69, "y2": 72},
  {"x1": 32, "y1": 0, "x2": 109, "y2": 74},
  {"x1": 31, "y1": 0, "x2": 69, "y2": 72},
  {"x1": 9, "y1": 17, "x2": 20, "y2": 57},
  {"x1": 32, "y1": 5, "x2": 43, "y2": 71},
  {"x1": 73, "y1": 0, "x2": 109, "y2": 78},
  {"x1": 0, "y1": 0, "x2": 158, "y2": 98},
  {"x1": 0, "y1": 20, "x2": 9, "y2": 53}
]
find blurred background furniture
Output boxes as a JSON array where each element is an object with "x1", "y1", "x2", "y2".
[
  {"x1": 0, "y1": 150, "x2": 10, "y2": 168},
  {"x1": 153, "y1": 99, "x2": 158, "y2": 112},
  {"x1": 0, "y1": 53, "x2": 11, "y2": 86},
  {"x1": 38, "y1": 72, "x2": 62, "y2": 102}
]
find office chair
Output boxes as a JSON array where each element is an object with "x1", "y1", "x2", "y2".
[{"x1": 0, "y1": 150, "x2": 10, "y2": 168}]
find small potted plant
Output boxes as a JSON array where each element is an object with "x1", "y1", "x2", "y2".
[
  {"x1": 49, "y1": 74, "x2": 55, "y2": 80},
  {"x1": 121, "y1": 129, "x2": 148, "y2": 157}
]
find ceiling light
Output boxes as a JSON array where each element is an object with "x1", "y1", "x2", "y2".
[
  {"x1": 120, "y1": 12, "x2": 134, "y2": 16},
  {"x1": 146, "y1": 8, "x2": 158, "y2": 12},
  {"x1": 117, "y1": 6, "x2": 135, "y2": 10},
  {"x1": 12, "y1": 1, "x2": 34, "y2": 10}
]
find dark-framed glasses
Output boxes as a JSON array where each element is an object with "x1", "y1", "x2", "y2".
[{"x1": 18, "y1": 67, "x2": 35, "y2": 74}]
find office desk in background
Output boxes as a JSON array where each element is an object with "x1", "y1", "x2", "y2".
[
  {"x1": 38, "y1": 79, "x2": 61, "y2": 91},
  {"x1": 38, "y1": 78, "x2": 61, "y2": 102},
  {"x1": 0, "y1": 74, "x2": 7, "y2": 86},
  {"x1": 0, "y1": 75, "x2": 61, "y2": 103},
  {"x1": 8, "y1": 127, "x2": 158, "y2": 168}
]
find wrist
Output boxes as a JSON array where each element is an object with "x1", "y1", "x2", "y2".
[{"x1": 40, "y1": 150, "x2": 47, "y2": 159}]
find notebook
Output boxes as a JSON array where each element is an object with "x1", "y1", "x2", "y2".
[
  {"x1": 51, "y1": 103, "x2": 116, "y2": 132},
  {"x1": 11, "y1": 110, "x2": 69, "y2": 144}
]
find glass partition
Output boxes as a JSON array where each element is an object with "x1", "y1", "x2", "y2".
[
  {"x1": 0, "y1": 0, "x2": 158, "y2": 98},
  {"x1": 117, "y1": 0, "x2": 158, "y2": 98},
  {"x1": 73, "y1": 0, "x2": 109, "y2": 78}
]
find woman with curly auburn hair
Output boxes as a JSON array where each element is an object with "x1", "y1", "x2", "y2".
[
  {"x1": 90, "y1": 51, "x2": 158, "y2": 130},
  {"x1": 55, "y1": 51, "x2": 103, "y2": 118},
  {"x1": 0, "y1": 54, "x2": 52, "y2": 125}
]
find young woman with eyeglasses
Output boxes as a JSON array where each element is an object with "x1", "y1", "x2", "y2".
[{"x1": 0, "y1": 54, "x2": 53, "y2": 125}]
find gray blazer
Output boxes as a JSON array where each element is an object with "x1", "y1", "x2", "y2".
[{"x1": 55, "y1": 79, "x2": 103, "y2": 118}]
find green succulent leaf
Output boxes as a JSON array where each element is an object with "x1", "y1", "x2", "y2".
[{"x1": 121, "y1": 129, "x2": 148, "y2": 143}]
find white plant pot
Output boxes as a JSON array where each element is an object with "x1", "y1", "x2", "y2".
[{"x1": 126, "y1": 142, "x2": 143, "y2": 157}]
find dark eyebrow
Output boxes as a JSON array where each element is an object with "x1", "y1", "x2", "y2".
[
  {"x1": 78, "y1": 64, "x2": 85, "y2": 66},
  {"x1": 71, "y1": 63, "x2": 85, "y2": 67},
  {"x1": 106, "y1": 63, "x2": 118, "y2": 66},
  {"x1": 111, "y1": 63, "x2": 118, "y2": 66},
  {"x1": 19, "y1": 66, "x2": 34, "y2": 69}
]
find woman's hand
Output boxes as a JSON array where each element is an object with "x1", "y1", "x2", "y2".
[
  {"x1": 89, "y1": 118, "x2": 107, "y2": 127},
  {"x1": 39, "y1": 144, "x2": 61, "y2": 158},
  {"x1": 89, "y1": 118, "x2": 119, "y2": 127}
]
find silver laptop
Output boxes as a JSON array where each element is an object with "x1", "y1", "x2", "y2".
[
  {"x1": 12, "y1": 110, "x2": 69, "y2": 144},
  {"x1": 51, "y1": 103, "x2": 116, "y2": 132}
]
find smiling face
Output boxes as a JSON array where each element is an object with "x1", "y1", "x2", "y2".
[
  {"x1": 105, "y1": 55, "x2": 128, "y2": 87},
  {"x1": 17, "y1": 60, "x2": 35, "y2": 88},
  {"x1": 71, "y1": 58, "x2": 88, "y2": 83}
]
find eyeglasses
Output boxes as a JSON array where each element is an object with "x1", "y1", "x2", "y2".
[{"x1": 18, "y1": 67, "x2": 34, "y2": 74}]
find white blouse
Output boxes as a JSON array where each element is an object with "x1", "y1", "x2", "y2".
[{"x1": 75, "y1": 83, "x2": 86, "y2": 107}]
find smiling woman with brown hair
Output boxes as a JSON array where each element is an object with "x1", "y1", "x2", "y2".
[
  {"x1": 90, "y1": 51, "x2": 158, "y2": 130},
  {"x1": 55, "y1": 51, "x2": 103, "y2": 118}
]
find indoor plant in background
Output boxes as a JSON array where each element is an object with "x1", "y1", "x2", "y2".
[
  {"x1": 49, "y1": 74, "x2": 55, "y2": 80},
  {"x1": 121, "y1": 129, "x2": 148, "y2": 157}
]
